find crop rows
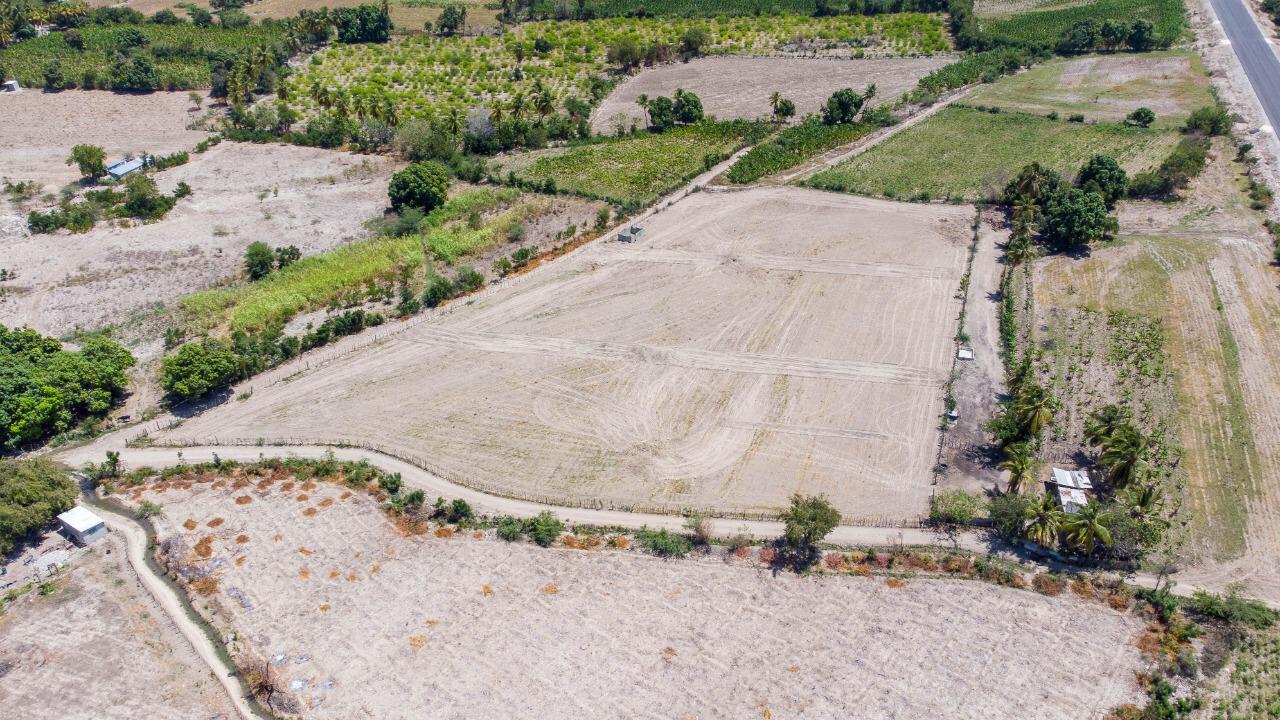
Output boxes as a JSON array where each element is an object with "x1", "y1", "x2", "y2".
[
  {"x1": 534, "y1": 0, "x2": 820, "y2": 15},
  {"x1": 725, "y1": 118, "x2": 876, "y2": 183},
  {"x1": 0, "y1": 23, "x2": 284, "y2": 89},
  {"x1": 979, "y1": 0, "x2": 1186, "y2": 47},
  {"x1": 287, "y1": 13, "x2": 948, "y2": 122}
]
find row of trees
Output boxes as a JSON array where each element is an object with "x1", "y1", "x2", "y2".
[
  {"x1": 1055, "y1": 18, "x2": 1160, "y2": 56},
  {"x1": 606, "y1": 26, "x2": 709, "y2": 71},
  {"x1": 634, "y1": 88, "x2": 703, "y2": 130}
]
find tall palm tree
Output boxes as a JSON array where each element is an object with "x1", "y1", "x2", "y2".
[
  {"x1": 1120, "y1": 483, "x2": 1166, "y2": 526},
  {"x1": 445, "y1": 106, "x2": 465, "y2": 137},
  {"x1": 635, "y1": 93, "x2": 650, "y2": 127},
  {"x1": 535, "y1": 86, "x2": 555, "y2": 120},
  {"x1": 489, "y1": 101, "x2": 505, "y2": 124},
  {"x1": 509, "y1": 91, "x2": 526, "y2": 120},
  {"x1": 769, "y1": 90, "x2": 781, "y2": 116},
  {"x1": 997, "y1": 443, "x2": 1036, "y2": 495},
  {"x1": 1062, "y1": 501, "x2": 1113, "y2": 555},
  {"x1": 1099, "y1": 423, "x2": 1148, "y2": 489},
  {"x1": 1023, "y1": 493, "x2": 1063, "y2": 548},
  {"x1": 1084, "y1": 404, "x2": 1130, "y2": 447},
  {"x1": 1006, "y1": 232, "x2": 1036, "y2": 266},
  {"x1": 1013, "y1": 383, "x2": 1057, "y2": 437}
]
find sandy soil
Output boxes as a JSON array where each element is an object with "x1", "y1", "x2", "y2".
[
  {"x1": 123, "y1": 474, "x2": 1146, "y2": 719},
  {"x1": 99, "y1": 0, "x2": 495, "y2": 28},
  {"x1": 590, "y1": 56, "x2": 950, "y2": 135},
  {"x1": 156, "y1": 188, "x2": 972, "y2": 523},
  {"x1": 0, "y1": 533, "x2": 237, "y2": 720},
  {"x1": 0, "y1": 142, "x2": 399, "y2": 341},
  {"x1": 0, "y1": 90, "x2": 209, "y2": 188}
]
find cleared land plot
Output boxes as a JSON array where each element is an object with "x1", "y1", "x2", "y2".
[
  {"x1": 0, "y1": 90, "x2": 208, "y2": 186},
  {"x1": 0, "y1": 142, "x2": 398, "y2": 339},
  {"x1": 99, "y1": 0, "x2": 497, "y2": 26},
  {"x1": 965, "y1": 51, "x2": 1213, "y2": 128},
  {"x1": 125, "y1": 474, "x2": 1146, "y2": 719},
  {"x1": 977, "y1": 0, "x2": 1187, "y2": 46},
  {"x1": 0, "y1": 534, "x2": 236, "y2": 719},
  {"x1": 806, "y1": 105, "x2": 1179, "y2": 201},
  {"x1": 494, "y1": 121, "x2": 764, "y2": 206},
  {"x1": 161, "y1": 188, "x2": 972, "y2": 522},
  {"x1": 590, "y1": 55, "x2": 950, "y2": 134}
]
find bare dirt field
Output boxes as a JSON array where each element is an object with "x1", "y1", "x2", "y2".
[
  {"x1": 0, "y1": 142, "x2": 399, "y2": 341},
  {"x1": 1035, "y1": 144, "x2": 1280, "y2": 603},
  {"x1": 590, "y1": 56, "x2": 951, "y2": 135},
  {"x1": 0, "y1": 533, "x2": 236, "y2": 720},
  {"x1": 123, "y1": 473, "x2": 1146, "y2": 719},
  {"x1": 97, "y1": 0, "x2": 494, "y2": 29},
  {"x1": 0, "y1": 89, "x2": 208, "y2": 187},
  {"x1": 159, "y1": 187, "x2": 972, "y2": 523}
]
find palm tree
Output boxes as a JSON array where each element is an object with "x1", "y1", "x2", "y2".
[
  {"x1": 445, "y1": 106, "x2": 465, "y2": 137},
  {"x1": 535, "y1": 86, "x2": 555, "y2": 120},
  {"x1": 1098, "y1": 423, "x2": 1148, "y2": 489},
  {"x1": 769, "y1": 90, "x2": 781, "y2": 116},
  {"x1": 509, "y1": 91, "x2": 526, "y2": 120},
  {"x1": 1006, "y1": 232, "x2": 1036, "y2": 266},
  {"x1": 635, "y1": 93, "x2": 650, "y2": 127},
  {"x1": 489, "y1": 101, "x2": 505, "y2": 124},
  {"x1": 997, "y1": 443, "x2": 1036, "y2": 495},
  {"x1": 1084, "y1": 404, "x2": 1130, "y2": 448},
  {"x1": 1010, "y1": 194, "x2": 1040, "y2": 234},
  {"x1": 1013, "y1": 383, "x2": 1057, "y2": 437},
  {"x1": 1023, "y1": 493, "x2": 1063, "y2": 547},
  {"x1": 1062, "y1": 501, "x2": 1113, "y2": 555},
  {"x1": 1120, "y1": 483, "x2": 1166, "y2": 526}
]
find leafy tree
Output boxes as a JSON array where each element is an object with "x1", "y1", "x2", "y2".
[
  {"x1": 779, "y1": 493, "x2": 841, "y2": 548},
  {"x1": 1062, "y1": 501, "x2": 1113, "y2": 554},
  {"x1": 67, "y1": 144, "x2": 107, "y2": 180},
  {"x1": 607, "y1": 36, "x2": 643, "y2": 70},
  {"x1": 244, "y1": 241, "x2": 275, "y2": 280},
  {"x1": 679, "y1": 26, "x2": 709, "y2": 56},
  {"x1": 1023, "y1": 493, "x2": 1064, "y2": 547},
  {"x1": 1056, "y1": 19, "x2": 1100, "y2": 54},
  {"x1": 1125, "y1": 107, "x2": 1156, "y2": 128},
  {"x1": 333, "y1": 4, "x2": 391, "y2": 43},
  {"x1": 0, "y1": 459, "x2": 76, "y2": 555},
  {"x1": 1099, "y1": 19, "x2": 1130, "y2": 51},
  {"x1": 274, "y1": 245, "x2": 301, "y2": 270},
  {"x1": 1184, "y1": 105, "x2": 1231, "y2": 136},
  {"x1": 111, "y1": 54, "x2": 160, "y2": 91},
  {"x1": 1076, "y1": 155, "x2": 1128, "y2": 208},
  {"x1": 524, "y1": 510, "x2": 563, "y2": 546},
  {"x1": 929, "y1": 489, "x2": 982, "y2": 526},
  {"x1": 773, "y1": 98, "x2": 796, "y2": 123},
  {"x1": 1127, "y1": 19, "x2": 1156, "y2": 51},
  {"x1": 437, "y1": 3, "x2": 466, "y2": 35},
  {"x1": 120, "y1": 173, "x2": 176, "y2": 220},
  {"x1": 160, "y1": 338, "x2": 238, "y2": 401},
  {"x1": 997, "y1": 442, "x2": 1036, "y2": 494},
  {"x1": 822, "y1": 85, "x2": 874, "y2": 125},
  {"x1": 388, "y1": 161, "x2": 448, "y2": 212},
  {"x1": 989, "y1": 492, "x2": 1032, "y2": 540},
  {"x1": 422, "y1": 274, "x2": 455, "y2": 307},
  {"x1": 672, "y1": 88, "x2": 703, "y2": 125},
  {"x1": 1041, "y1": 187, "x2": 1115, "y2": 251},
  {"x1": 647, "y1": 95, "x2": 675, "y2": 131},
  {"x1": 43, "y1": 58, "x2": 67, "y2": 89}
]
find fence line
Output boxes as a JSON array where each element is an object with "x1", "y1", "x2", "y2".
[{"x1": 146, "y1": 435, "x2": 926, "y2": 529}]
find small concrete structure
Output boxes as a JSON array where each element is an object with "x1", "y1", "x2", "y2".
[
  {"x1": 957, "y1": 346, "x2": 974, "y2": 360},
  {"x1": 106, "y1": 158, "x2": 145, "y2": 181},
  {"x1": 57, "y1": 506, "x2": 107, "y2": 545},
  {"x1": 1, "y1": 80, "x2": 20, "y2": 93},
  {"x1": 617, "y1": 225, "x2": 645, "y2": 243}
]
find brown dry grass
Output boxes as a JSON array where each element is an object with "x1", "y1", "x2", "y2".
[
  {"x1": 190, "y1": 576, "x2": 220, "y2": 595},
  {"x1": 207, "y1": 517, "x2": 224, "y2": 528},
  {"x1": 234, "y1": 495, "x2": 253, "y2": 505},
  {"x1": 183, "y1": 518, "x2": 198, "y2": 530},
  {"x1": 193, "y1": 536, "x2": 213, "y2": 559}
]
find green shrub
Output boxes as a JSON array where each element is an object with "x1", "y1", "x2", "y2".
[
  {"x1": 929, "y1": 489, "x2": 983, "y2": 526},
  {"x1": 160, "y1": 337, "x2": 238, "y2": 401},
  {"x1": 524, "y1": 511, "x2": 563, "y2": 546},
  {"x1": 0, "y1": 459, "x2": 76, "y2": 555},
  {"x1": 1187, "y1": 585, "x2": 1277, "y2": 629},
  {"x1": 496, "y1": 516, "x2": 523, "y2": 541},
  {"x1": 635, "y1": 527, "x2": 693, "y2": 557},
  {"x1": 389, "y1": 161, "x2": 449, "y2": 213}
]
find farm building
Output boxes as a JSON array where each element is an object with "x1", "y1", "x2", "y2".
[
  {"x1": 107, "y1": 158, "x2": 145, "y2": 180},
  {"x1": 1049, "y1": 468, "x2": 1093, "y2": 514},
  {"x1": 1, "y1": 80, "x2": 19, "y2": 93},
  {"x1": 618, "y1": 225, "x2": 645, "y2": 243},
  {"x1": 57, "y1": 506, "x2": 107, "y2": 545}
]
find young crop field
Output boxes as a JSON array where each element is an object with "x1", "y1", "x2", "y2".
[
  {"x1": 286, "y1": 13, "x2": 949, "y2": 123},
  {"x1": 493, "y1": 121, "x2": 768, "y2": 206},
  {"x1": 537, "y1": 0, "x2": 820, "y2": 15},
  {"x1": 805, "y1": 106, "x2": 1178, "y2": 201},
  {"x1": 177, "y1": 187, "x2": 538, "y2": 334},
  {"x1": 725, "y1": 119, "x2": 877, "y2": 184},
  {"x1": 964, "y1": 51, "x2": 1213, "y2": 129},
  {"x1": 0, "y1": 23, "x2": 285, "y2": 89},
  {"x1": 977, "y1": 0, "x2": 1186, "y2": 47}
]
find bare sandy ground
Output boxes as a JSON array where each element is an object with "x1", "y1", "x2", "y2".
[
  {"x1": 0, "y1": 142, "x2": 399, "y2": 339},
  {"x1": 0, "y1": 533, "x2": 237, "y2": 720},
  {"x1": 127, "y1": 475, "x2": 1145, "y2": 719},
  {"x1": 591, "y1": 56, "x2": 950, "y2": 134},
  {"x1": 0, "y1": 90, "x2": 208, "y2": 187},
  {"x1": 159, "y1": 187, "x2": 973, "y2": 522}
]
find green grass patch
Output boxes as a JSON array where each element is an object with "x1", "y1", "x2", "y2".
[
  {"x1": 806, "y1": 106, "x2": 1178, "y2": 201},
  {"x1": 498, "y1": 121, "x2": 768, "y2": 206},
  {"x1": 0, "y1": 23, "x2": 285, "y2": 89},
  {"x1": 179, "y1": 188, "x2": 523, "y2": 333},
  {"x1": 725, "y1": 119, "x2": 876, "y2": 184},
  {"x1": 978, "y1": 0, "x2": 1186, "y2": 47},
  {"x1": 965, "y1": 51, "x2": 1212, "y2": 129},
  {"x1": 537, "y1": 0, "x2": 821, "y2": 15}
]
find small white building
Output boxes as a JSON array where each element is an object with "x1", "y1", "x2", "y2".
[
  {"x1": 106, "y1": 158, "x2": 145, "y2": 181},
  {"x1": 57, "y1": 506, "x2": 107, "y2": 545},
  {"x1": 1, "y1": 80, "x2": 20, "y2": 93}
]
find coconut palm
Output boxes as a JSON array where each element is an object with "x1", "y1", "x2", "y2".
[
  {"x1": 1006, "y1": 231, "x2": 1036, "y2": 266},
  {"x1": 1062, "y1": 501, "x2": 1113, "y2": 555},
  {"x1": 1098, "y1": 423, "x2": 1148, "y2": 489},
  {"x1": 1084, "y1": 404, "x2": 1130, "y2": 448},
  {"x1": 509, "y1": 91, "x2": 527, "y2": 120},
  {"x1": 446, "y1": 106, "x2": 465, "y2": 137},
  {"x1": 635, "y1": 93, "x2": 650, "y2": 127},
  {"x1": 997, "y1": 442, "x2": 1036, "y2": 495},
  {"x1": 1023, "y1": 493, "x2": 1063, "y2": 547},
  {"x1": 769, "y1": 90, "x2": 781, "y2": 116},
  {"x1": 534, "y1": 86, "x2": 555, "y2": 120},
  {"x1": 1120, "y1": 483, "x2": 1166, "y2": 526},
  {"x1": 1013, "y1": 382, "x2": 1057, "y2": 437},
  {"x1": 489, "y1": 101, "x2": 506, "y2": 124},
  {"x1": 1010, "y1": 194, "x2": 1040, "y2": 234}
]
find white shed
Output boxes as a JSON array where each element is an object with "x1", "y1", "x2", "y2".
[{"x1": 57, "y1": 506, "x2": 107, "y2": 545}]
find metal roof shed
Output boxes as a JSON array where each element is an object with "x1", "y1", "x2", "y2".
[
  {"x1": 107, "y1": 158, "x2": 145, "y2": 180},
  {"x1": 57, "y1": 506, "x2": 107, "y2": 545}
]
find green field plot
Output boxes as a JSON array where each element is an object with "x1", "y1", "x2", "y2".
[
  {"x1": 0, "y1": 23, "x2": 285, "y2": 89},
  {"x1": 964, "y1": 50, "x2": 1213, "y2": 128},
  {"x1": 495, "y1": 121, "x2": 768, "y2": 206},
  {"x1": 805, "y1": 105, "x2": 1178, "y2": 201},
  {"x1": 725, "y1": 118, "x2": 877, "y2": 184},
  {"x1": 287, "y1": 13, "x2": 949, "y2": 124},
  {"x1": 533, "y1": 0, "x2": 822, "y2": 15},
  {"x1": 976, "y1": 0, "x2": 1186, "y2": 47}
]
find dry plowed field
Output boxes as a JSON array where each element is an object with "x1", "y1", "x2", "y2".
[
  {"x1": 124, "y1": 474, "x2": 1146, "y2": 719},
  {"x1": 161, "y1": 188, "x2": 972, "y2": 522},
  {"x1": 590, "y1": 56, "x2": 950, "y2": 134}
]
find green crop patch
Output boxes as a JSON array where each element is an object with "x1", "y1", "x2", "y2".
[
  {"x1": 977, "y1": 0, "x2": 1186, "y2": 48},
  {"x1": 725, "y1": 118, "x2": 877, "y2": 184},
  {"x1": 805, "y1": 106, "x2": 1178, "y2": 201}
]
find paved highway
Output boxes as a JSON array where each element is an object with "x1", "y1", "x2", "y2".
[{"x1": 1208, "y1": 0, "x2": 1280, "y2": 132}]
